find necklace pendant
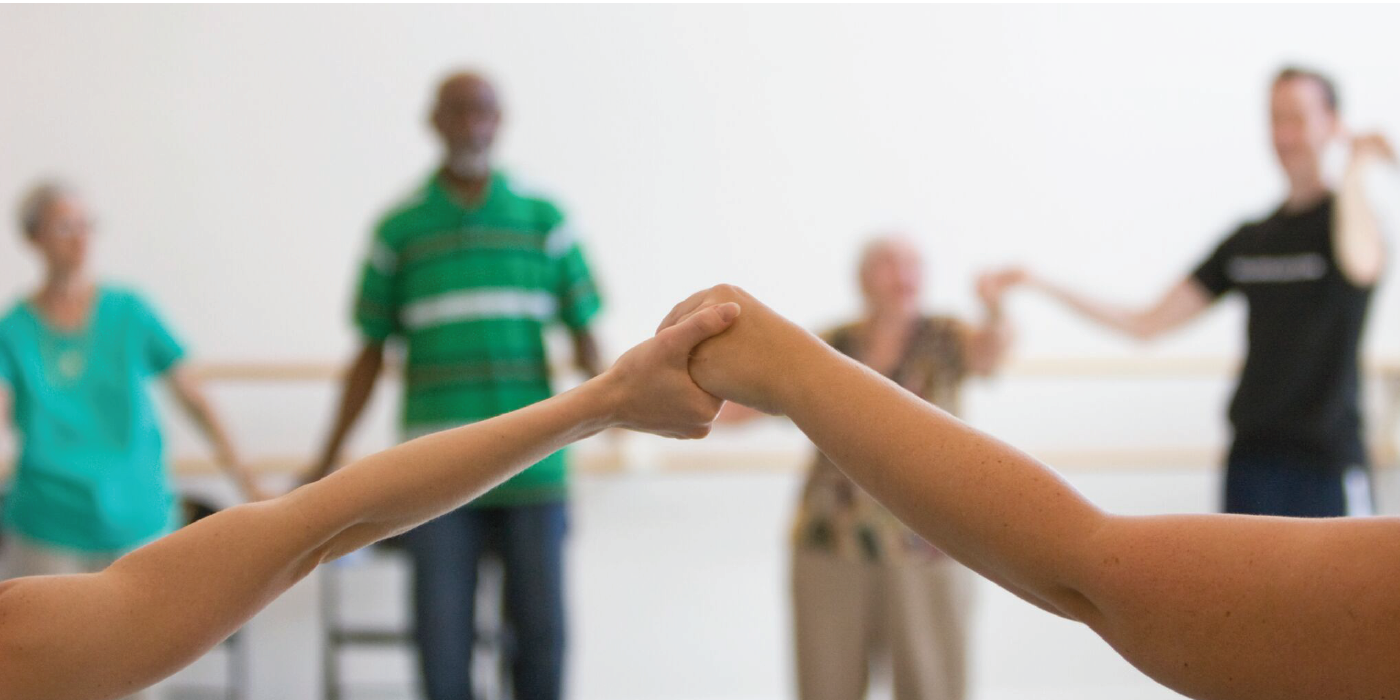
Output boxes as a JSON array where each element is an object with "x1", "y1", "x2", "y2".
[{"x1": 57, "y1": 349, "x2": 86, "y2": 379}]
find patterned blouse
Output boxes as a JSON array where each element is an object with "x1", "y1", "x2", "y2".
[{"x1": 790, "y1": 315, "x2": 969, "y2": 564}]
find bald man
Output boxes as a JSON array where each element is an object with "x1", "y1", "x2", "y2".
[{"x1": 307, "y1": 71, "x2": 603, "y2": 700}]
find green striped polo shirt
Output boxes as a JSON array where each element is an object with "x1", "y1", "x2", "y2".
[{"x1": 355, "y1": 170, "x2": 601, "y2": 506}]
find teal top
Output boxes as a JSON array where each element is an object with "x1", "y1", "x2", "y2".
[{"x1": 0, "y1": 286, "x2": 185, "y2": 552}]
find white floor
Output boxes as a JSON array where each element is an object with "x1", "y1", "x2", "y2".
[{"x1": 36, "y1": 465, "x2": 1399, "y2": 700}]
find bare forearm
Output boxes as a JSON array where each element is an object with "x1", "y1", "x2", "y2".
[
  {"x1": 755, "y1": 318, "x2": 1400, "y2": 698},
  {"x1": 774, "y1": 342, "x2": 1106, "y2": 619},
  {"x1": 310, "y1": 344, "x2": 385, "y2": 480},
  {"x1": 1335, "y1": 163, "x2": 1387, "y2": 285},
  {"x1": 1033, "y1": 280, "x2": 1153, "y2": 339},
  {"x1": 0, "y1": 303, "x2": 742, "y2": 700},
  {"x1": 179, "y1": 393, "x2": 241, "y2": 471},
  {"x1": 968, "y1": 301, "x2": 1014, "y2": 375},
  {"x1": 671, "y1": 284, "x2": 1400, "y2": 699},
  {"x1": 167, "y1": 370, "x2": 260, "y2": 498},
  {"x1": 0, "y1": 380, "x2": 618, "y2": 700},
  {"x1": 572, "y1": 330, "x2": 603, "y2": 378},
  {"x1": 1027, "y1": 275, "x2": 1209, "y2": 342},
  {"x1": 300, "y1": 381, "x2": 615, "y2": 560}
]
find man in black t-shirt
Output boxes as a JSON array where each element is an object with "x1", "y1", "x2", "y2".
[{"x1": 1009, "y1": 66, "x2": 1396, "y2": 517}]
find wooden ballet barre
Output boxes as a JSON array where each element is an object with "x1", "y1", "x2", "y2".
[
  {"x1": 182, "y1": 356, "x2": 1400, "y2": 380},
  {"x1": 177, "y1": 356, "x2": 1400, "y2": 466},
  {"x1": 3, "y1": 357, "x2": 1398, "y2": 479},
  {"x1": 156, "y1": 445, "x2": 1229, "y2": 477}
]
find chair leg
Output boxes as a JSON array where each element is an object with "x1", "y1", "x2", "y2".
[
  {"x1": 227, "y1": 629, "x2": 249, "y2": 700},
  {"x1": 322, "y1": 567, "x2": 341, "y2": 700}
]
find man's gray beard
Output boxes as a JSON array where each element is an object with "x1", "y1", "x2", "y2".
[{"x1": 447, "y1": 151, "x2": 492, "y2": 179}]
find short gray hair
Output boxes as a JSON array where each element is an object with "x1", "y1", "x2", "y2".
[
  {"x1": 858, "y1": 234, "x2": 921, "y2": 276},
  {"x1": 17, "y1": 180, "x2": 77, "y2": 238}
]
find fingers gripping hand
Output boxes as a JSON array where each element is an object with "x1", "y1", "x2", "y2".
[
  {"x1": 607, "y1": 302, "x2": 741, "y2": 439},
  {"x1": 658, "y1": 285, "x2": 824, "y2": 415}
]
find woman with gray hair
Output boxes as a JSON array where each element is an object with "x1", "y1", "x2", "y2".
[
  {"x1": 0, "y1": 182, "x2": 266, "y2": 673},
  {"x1": 723, "y1": 237, "x2": 1018, "y2": 700}
]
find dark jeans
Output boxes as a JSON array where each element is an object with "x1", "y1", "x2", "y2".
[
  {"x1": 404, "y1": 502, "x2": 568, "y2": 700},
  {"x1": 1224, "y1": 453, "x2": 1369, "y2": 517}
]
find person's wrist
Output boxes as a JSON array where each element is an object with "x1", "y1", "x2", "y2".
[
  {"x1": 763, "y1": 339, "x2": 831, "y2": 416},
  {"x1": 574, "y1": 371, "x2": 626, "y2": 434},
  {"x1": 1343, "y1": 155, "x2": 1372, "y2": 180},
  {"x1": 747, "y1": 328, "x2": 827, "y2": 415}
]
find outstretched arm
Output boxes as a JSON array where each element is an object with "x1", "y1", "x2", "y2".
[
  {"x1": 666, "y1": 285, "x2": 1400, "y2": 700},
  {"x1": 1011, "y1": 271, "x2": 1211, "y2": 342},
  {"x1": 0, "y1": 303, "x2": 740, "y2": 700}
]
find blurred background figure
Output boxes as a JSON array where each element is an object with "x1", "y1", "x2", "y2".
[
  {"x1": 724, "y1": 236, "x2": 1015, "y2": 700},
  {"x1": 0, "y1": 183, "x2": 264, "y2": 678},
  {"x1": 1006, "y1": 66, "x2": 1398, "y2": 518},
  {"x1": 306, "y1": 71, "x2": 602, "y2": 700}
]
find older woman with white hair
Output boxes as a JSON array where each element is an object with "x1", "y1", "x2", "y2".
[
  {"x1": 724, "y1": 237, "x2": 1017, "y2": 700},
  {"x1": 0, "y1": 183, "x2": 265, "y2": 627}
]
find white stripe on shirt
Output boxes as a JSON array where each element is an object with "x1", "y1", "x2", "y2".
[
  {"x1": 368, "y1": 242, "x2": 398, "y2": 275},
  {"x1": 401, "y1": 289, "x2": 558, "y2": 330},
  {"x1": 544, "y1": 223, "x2": 577, "y2": 258}
]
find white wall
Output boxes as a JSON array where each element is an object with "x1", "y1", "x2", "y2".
[
  {"x1": 4, "y1": 4, "x2": 1400, "y2": 361},
  {"x1": 4, "y1": 5, "x2": 1400, "y2": 700},
  {"x1": 5, "y1": 3, "x2": 1400, "y2": 463}
]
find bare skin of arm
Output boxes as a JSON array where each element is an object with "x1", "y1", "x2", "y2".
[
  {"x1": 1333, "y1": 133, "x2": 1395, "y2": 287},
  {"x1": 571, "y1": 329, "x2": 604, "y2": 379},
  {"x1": 304, "y1": 341, "x2": 386, "y2": 483},
  {"x1": 665, "y1": 285, "x2": 1400, "y2": 700},
  {"x1": 963, "y1": 270, "x2": 1016, "y2": 376},
  {"x1": 0, "y1": 388, "x2": 10, "y2": 459},
  {"x1": 720, "y1": 271, "x2": 1014, "y2": 422},
  {"x1": 0, "y1": 303, "x2": 740, "y2": 700},
  {"x1": 165, "y1": 365, "x2": 268, "y2": 501},
  {"x1": 1015, "y1": 274, "x2": 1213, "y2": 343}
]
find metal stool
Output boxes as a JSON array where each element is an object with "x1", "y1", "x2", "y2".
[
  {"x1": 322, "y1": 543, "x2": 419, "y2": 700},
  {"x1": 322, "y1": 542, "x2": 512, "y2": 700}
]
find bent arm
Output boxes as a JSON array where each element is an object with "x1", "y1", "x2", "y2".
[
  {"x1": 1334, "y1": 136, "x2": 1394, "y2": 286},
  {"x1": 779, "y1": 346, "x2": 1400, "y2": 698},
  {"x1": 679, "y1": 285, "x2": 1400, "y2": 700},
  {"x1": 964, "y1": 271, "x2": 1016, "y2": 376},
  {"x1": 773, "y1": 340, "x2": 1107, "y2": 619}
]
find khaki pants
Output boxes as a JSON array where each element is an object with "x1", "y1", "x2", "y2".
[
  {"x1": 792, "y1": 548, "x2": 975, "y2": 700},
  {"x1": 2, "y1": 533, "x2": 158, "y2": 700}
]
